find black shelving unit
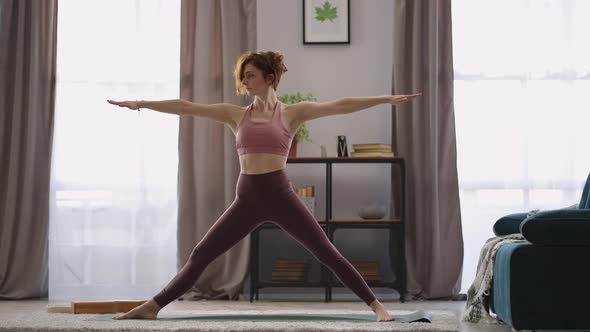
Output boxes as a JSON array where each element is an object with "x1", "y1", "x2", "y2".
[{"x1": 249, "y1": 156, "x2": 406, "y2": 303}]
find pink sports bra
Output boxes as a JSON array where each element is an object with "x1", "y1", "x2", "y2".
[{"x1": 236, "y1": 102, "x2": 294, "y2": 156}]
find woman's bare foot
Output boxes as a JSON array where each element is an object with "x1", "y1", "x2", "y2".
[
  {"x1": 113, "y1": 298, "x2": 161, "y2": 320},
  {"x1": 369, "y1": 299, "x2": 395, "y2": 322}
]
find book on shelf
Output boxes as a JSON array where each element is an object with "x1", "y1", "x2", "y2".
[
  {"x1": 362, "y1": 277, "x2": 382, "y2": 281},
  {"x1": 274, "y1": 263, "x2": 308, "y2": 268},
  {"x1": 350, "y1": 260, "x2": 379, "y2": 266},
  {"x1": 271, "y1": 258, "x2": 310, "y2": 281},
  {"x1": 354, "y1": 264, "x2": 379, "y2": 269},
  {"x1": 352, "y1": 143, "x2": 392, "y2": 150},
  {"x1": 272, "y1": 272, "x2": 307, "y2": 278},
  {"x1": 350, "y1": 143, "x2": 394, "y2": 157},
  {"x1": 271, "y1": 276, "x2": 307, "y2": 281},
  {"x1": 351, "y1": 151, "x2": 394, "y2": 158},
  {"x1": 354, "y1": 147, "x2": 392, "y2": 153},
  {"x1": 274, "y1": 258, "x2": 308, "y2": 264}
]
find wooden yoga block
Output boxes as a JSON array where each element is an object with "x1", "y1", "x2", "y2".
[
  {"x1": 73, "y1": 300, "x2": 147, "y2": 314},
  {"x1": 46, "y1": 303, "x2": 73, "y2": 314},
  {"x1": 47, "y1": 300, "x2": 147, "y2": 314}
]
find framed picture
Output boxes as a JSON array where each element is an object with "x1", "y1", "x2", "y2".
[{"x1": 303, "y1": 0, "x2": 350, "y2": 44}]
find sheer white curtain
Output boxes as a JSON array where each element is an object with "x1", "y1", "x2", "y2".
[
  {"x1": 49, "y1": 0, "x2": 180, "y2": 302},
  {"x1": 452, "y1": 0, "x2": 590, "y2": 292}
]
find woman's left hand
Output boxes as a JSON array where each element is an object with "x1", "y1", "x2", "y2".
[{"x1": 387, "y1": 93, "x2": 422, "y2": 105}]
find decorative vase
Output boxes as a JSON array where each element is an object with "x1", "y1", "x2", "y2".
[{"x1": 289, "y1": 140, "x2": 298, "y2": 158}]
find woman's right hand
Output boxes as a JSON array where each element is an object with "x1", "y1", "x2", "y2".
[{"x1": 107, "y1": 100, "x2": 139, "y2": 110}]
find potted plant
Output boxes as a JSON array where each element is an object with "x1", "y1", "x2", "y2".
[{"x1": 278, "y1": 92, "x2": 316, "y2": 158}]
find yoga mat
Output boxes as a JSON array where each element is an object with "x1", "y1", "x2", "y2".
[{"x1": 94, "y1": 310, "x2": 432, "y2": 323}]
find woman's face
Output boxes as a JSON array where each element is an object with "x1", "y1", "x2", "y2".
[{"x1": 242, "y1": 63, "x2": 273, "y2": 95}]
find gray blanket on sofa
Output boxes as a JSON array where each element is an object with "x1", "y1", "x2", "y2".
[
  {"x1": 462, "y1": 204, "x2": 579, "y2": 324},
  {"x1": 462, "y1": 233, "x2": 526, "y2": 324}
]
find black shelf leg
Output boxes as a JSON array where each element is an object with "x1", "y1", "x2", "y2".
[
  {"x1": 327, "y1": 162, "x2": 332, "y2": 302},
  {"x1": 252, "y1": 227, "x2": 259, "y2": 302},
  {"x1": 400, "y1": 160, "x2": 406, "y2": 302}
]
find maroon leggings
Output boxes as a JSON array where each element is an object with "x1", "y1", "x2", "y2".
[{"x1": 153, "y1": 168, "x2": 377, "y2": 308}]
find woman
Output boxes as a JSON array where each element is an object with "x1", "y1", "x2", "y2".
[{"x1": 107, "y1": 50, "x2": 421, "y2": 322}]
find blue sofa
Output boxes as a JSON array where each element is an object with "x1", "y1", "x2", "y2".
[{"x1": 489, "y1": 173, "x2": 590, "y2": 330}]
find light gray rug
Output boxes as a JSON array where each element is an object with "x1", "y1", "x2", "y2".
[{"x1": 0, "y1": 308, "x2": 458, "y2": 331}]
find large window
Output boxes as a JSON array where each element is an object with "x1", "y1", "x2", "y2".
[
  {"x1": 49, "y1": 0, "x2": 180, "y2": 302},
  {"x1": 452, "y1": 0, "x2": 590, "y2": 292}
]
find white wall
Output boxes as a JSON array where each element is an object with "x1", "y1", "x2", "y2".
[{"x1": 256, "y1": 0, "x2": 399, "y2": 300}]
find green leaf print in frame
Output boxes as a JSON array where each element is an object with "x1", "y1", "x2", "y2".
[
  {"x1": 303, "y1": 0, "x2": 350, "y2": 44},
  {"x1": 315, "y1": 1, "x2": 338, "y2": 22}
]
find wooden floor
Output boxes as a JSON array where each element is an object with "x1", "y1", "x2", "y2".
[{"x1": 0, "y1": 297, "x2": 520, "y2": 332}]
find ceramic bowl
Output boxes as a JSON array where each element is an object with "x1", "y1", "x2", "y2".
[{"x1": 357, "y1": 204, "x2": 386, "y2": 219}]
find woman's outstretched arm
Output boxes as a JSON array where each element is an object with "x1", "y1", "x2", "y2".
[
  {"x1": 290, "y1": 93, "x2": 422, "y2": 122},
  {"x1": 138, "y1": 99, "x2": 188, "y2": 115},
  {"x1": 107, "y1": 99, "x2": 190, "y2": 115},
  {"x1": 107, "y1": 99, "x2": 242, "y2": 124}
]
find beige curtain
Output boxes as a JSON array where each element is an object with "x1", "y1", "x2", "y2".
[
  {"x1": 390, "y1": 0, "x2": 464, "y2": 299},
  {"x1": 177, "y1": 0, "x2": 256, "y2": 301},
  {"x1": 0, "y1": 0, "x2": 58, "y2": 299}
]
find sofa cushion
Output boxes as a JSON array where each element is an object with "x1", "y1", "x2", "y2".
[
  {"x1": 493, "y1": 213, "x2": 528, "y2": 236},
  {"x1": 520, "y1": 209, "x2": 590, "y2": 245}
]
